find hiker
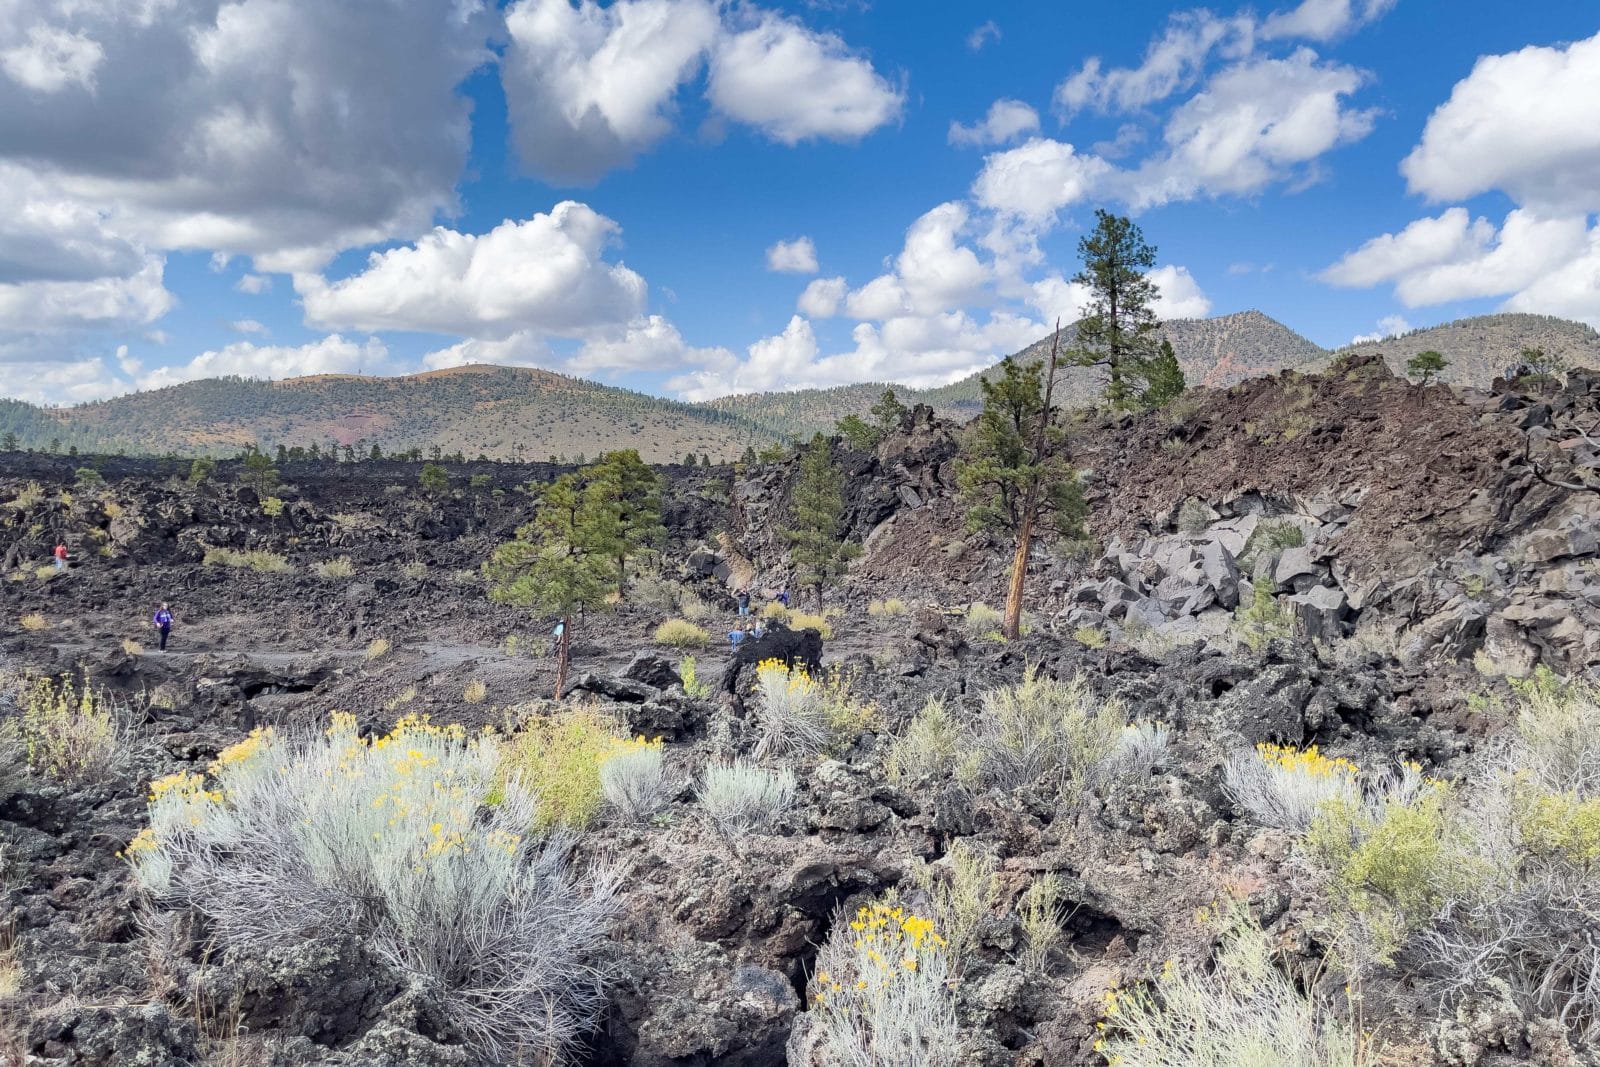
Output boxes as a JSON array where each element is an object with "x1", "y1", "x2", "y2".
[
  {"x1": 777, "y1": 588, "x2": 789, "y2": 609},
  {"x1": 737, "y1": 591, "x2": 750, "y2": 617},
  {"x1": 751, "y1": 620, "x2": 765, "y2": 640},
  {"x1": 152, "y1": 602, "x2": 174, "y2": 652},
  {"x1": 52, "y1": 541, "x2": 67, "y2": 572},
  {"x1": 728, "y1": 627, "x2": 745, "y2": 647}
]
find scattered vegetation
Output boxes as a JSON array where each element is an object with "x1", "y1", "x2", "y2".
[
  {"x1": 963, "y1": 602, "x2": 1003, "y2": 639},
  {"x1": 125, "y1": 713, "x2": 618, "y2": 1064},
  {"x1": 1234, "y1": 576, "x2": 1296, "y2": 650},
  {"x1": 312, "y1": 556, "x2": 355, "y2": 580},
  {"x1": 1097, "y1": 903, "x2": 1376, "y2": 1066},
  {"x1": 463, "y1": 679, "x2": 487, "y2": 705},
  {"x1": 868, "y1": 597, "x2": 908, "y2": 617},
  {"x1": 806, "y1": 899, "x2": 961, "y2": 1066},
  {"x1": 202, "y1": 547, "x2": 293, "y2": 574},
  {"x1": 753, "y1": 659, "x2": 878, "y2": 759},
  {"x1": 698, "y1": 759, "x2": 795, "y2": 837},
  {"x1": 121, "y1": 637, "x2": 144, "y2": 656},
  {"x1": 1016, "y1": 873, "x2": 1067, "y2": 975},
  {"x1": 400, "y1": 560, "x2": 427, "y2": 581},
  {"x1": 909, "y1": 840, "x2": 998, "y2": 972},
  {"x1": 1073, "y1": 624, "x2": 1107, "y2": 649},
  {"x1": 18, "y1": 613, "x2": 46, "y2": 632},
  {"x1": 678, "y1": 655, "x2": 712, "y2": 699},
  {"x1": 885, "y1": 697, "x2": 962, "y2": 784},
  {"x1": 495, "y1": 707, "x2": 626, "y2": 830},
  {"x1": 365, "y1": 638, "x2": 391, "y2": 661},
  {"x1": 14, "y1": 673, "x2": 124, "y2": 782},
  {"x1": 653, "y1": 618, "x2": 710, "y2": 649},
  {"x1": 260, "y1": 496, "x2": 285, "y2": 517}
]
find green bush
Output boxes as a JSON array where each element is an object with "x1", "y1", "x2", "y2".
[
  {"x1": 1073, "y1": 625, "x2": 1107, "y2": 649},
  {"x1": 1234, "y1": 576, "x2": 1295, "y2": 650},
  {"x1": 312, "y1": 556, "x2": 355, "y2": 580},
  {"x1": 187, "y1": 458, "x2": 215, "y2": 485},
  {"x1": 495, "y1": 708, "x2": 625, "y2": 830},
  {"x1": 886, "y1": 697, "x2": 962, "y2": 784},
  {"x1": 960, "y1": 672, "x2": 1124, "y2": 796},
  {"x1": 698, "y1": 759, "x2": 794, "y2": 836},
  {"x1": 868, "y1": 597, "x2": 908, "y2": 617},
  {"x1": 653, "y1": 618, "x2": 710, "y2": 649},
  {"x1": 202, "y1": 547, "x2": 293, "y2": 573},
  {"x1": 16, "y1": 673, "x2": 123, "y2": 782},
  {"x1": 261, "y1": 496, "x2": 285, "y2": 517}
]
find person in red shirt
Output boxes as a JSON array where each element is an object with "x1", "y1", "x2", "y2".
[{"x1": 52, "y1": 542, "x2": 67, "y2": 572}]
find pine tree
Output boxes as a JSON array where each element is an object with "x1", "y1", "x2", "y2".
[
  {"x1": 419, "y1": 462, "x2": 449, "y2": 497},
  {"x1": 241, "y1": 448, "x2": 279, "y2": 498},
  {"x1": 871, "y1": 387, "x2": 909, "y2": 433},
  {"x1": 956, "y1": 328, "x2": 1087, "y2": 640},
  {"x1": 1140, "y1": 339, "x2": 1186, "y2": 409},
  {"x1": 582, "y1": 450, "x2": 665, "y2": 600},
  {"x1": 1405, "y1": 350, "x2": 1448, "y2": 390},
  {"x1": 1070, "y1": 210, "x2": 1163, "y2": 409},
  {"x1": 784, "y1": 434, "x2": 859, "y2": 609},
  {"x1": 484, "y1": 474, "x2": 611, "y2": 698}
]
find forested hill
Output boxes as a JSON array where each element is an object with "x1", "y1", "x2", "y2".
[
  {"x1": 5, "y1": 312, "x2": 1598, "y2": 460},
  {"x1": 17, "y1": 366, "x2": 775, "y2": 464}
]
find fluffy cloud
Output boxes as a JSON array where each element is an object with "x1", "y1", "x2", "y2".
[
  {"x1": 1126, "y1": 49, "x2": 1377, "y2": 209},
  {"x1": 949, "y1": 99, "x2": 1039, "y2": 147},
  {"x1": 1055, "y1": 11, "x2": 1254, "y2": 116},
  {"x1": 298, "y1": 203, "x2": 647, "y2": 338},
  {"x1": 1261, "y1": 0, "x2": 1397, "y2": 42},
  {"x1": 1322, "y1": 208, "x2": 1595, "y2": 313},
  {"x1": 0, "y1": 0, "x2": 493, "y2": 274},
  {"x1": 569, "y1": 314, "x2": 735, "y2": 373},
  {"x1": 967, "y1": 21, "x2": 1000, "y2": 51},
  {"x1": 137, "y1": 335, "x2": 391, "y2": 391},
  {"x1": 1401, "y1": 31, "x2": 1600, "y2": 215},
  {"x1": 235, "y1": 274, "x2": 270, "y2": 295},
  {"x1": 231, "y1": 319, "x2": 267, "y2": 335},
  {"x1": 500, "y1": 0, "x2": 719, "y2": 185},
  {"x1": 0, "y1": 356, "x2": 130, "y2": 405},
  {"x1": 766, "y1": 237, "x2": 819, "y2": 274},
  {"x1": 0, "y1": 256, "x2": 173, "y2": 332},
  {"x1": 1, "y1": 23, "x2": 104, "y2": 94},
  {"x1": 970, "y1": 139, "x2": 1111, "y2": 225},
  {"x1": 798, "y1": 276, "x2": 847, "y2": 318},
  {"x1": 0, "y1": 165, "x2": 145, "y2": 284},
  {"x1": 422, "y1": 332, "x2": 553, "y2": 371},
  {"x1": 500, "y1": 0, "x2": 899, "y2": 184},
  {"x1": 1350, "y1": 314, "x2": 1411, "y2": 344},
  {"x1": 707, "y1": 13, "x2": 902, "y2": 145},
  {"x1": 1150, "y1": 265, "x2": 1213, "y2": 319}
]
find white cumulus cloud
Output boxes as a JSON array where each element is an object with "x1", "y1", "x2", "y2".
[
  {"x1": 766, "y1": 237, "x2": 819, "y2": 274},
  {"x1": 297, "y1": 203, "x2": 647, "y2": 339},
  {"x1": 949, "y1": 99, "x2": 1040, "y2": 148},
  {"x1": 707, "y1": 13, "x2": 902, "y2": 145},
  {"x1": 1261, "y1": 0, "x2": 1398, "y2": 42},
  {"x1": 1401, "y1": 31, "x2": 1600, "y2": 215},
  {"x1": 137, "y1": 335, "x2": 391, "y2": 391},
  {"x1": 798, "y1": 276, "x2": 847, "y2": 318}
]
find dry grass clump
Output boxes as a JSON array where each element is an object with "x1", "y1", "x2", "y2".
[
  {"x1": 653, "y1": 618, "x2": 710, "y2": 649},
  {"x1": 885, "y1": 697, "x2": 962, "y2": 784},
  {"x1": 1097, "y1": 903, "x2": 1377, "y2": 1066},
  {"x1": 400, "y1": 561, "x2": 427, "y2": 581},
  {"x1": 202, "y1": 547, "x2": 293, "y2": 574},
  {"x1": 34, "y1": 565, "x2": 58, "y2": 581},
  {"x1": 14, "y1": 673, "x2": 126, "y2": 782},
  {"x1": 125, "y1": 713, "x2": 619, "y2": 1064},
  {"x1": 18, "y1": 613, "x2": 46, "y2": 632},
  {"x1": 599, "y1": 739, "x2": 672, "y2": 822},
  {"x1": 312, "y1": 556, "x2": 355, "y2": 580},
  {"x1": 463, "y1": 679, "x2": 488, "y2": 705},
  {"x1": 960, "y1": 672, "x2": 1125, "y2": 796},
  {"x1": 121, "y1": 637, "x2": 144, "y2": 656},
  {"x1": 365, "y1": 638, "x2": 391, "y2": 661},
  {"x1": 699, "y1": 759, "x2": 795, "y2": 837},
  {"x1": 1073, "y1": 625, "x2": 1108, "y2": 649},
  {"x1": 868, "y1": 597, "x2": 908, "y2": 617}
]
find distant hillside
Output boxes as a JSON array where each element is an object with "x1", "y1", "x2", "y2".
[
  {"x1": 7, "y1": 311, "x2": 1597, "y2": 461},
  {"x1": 707, "y1": 310, "x2": 1329, "y2": 438},
  {"x1": 1326, "y1": 314, "x2": 1600, "y2": 385},
  {"x1": 26, "y1": 366, "x2": 775, "y2": 463}
]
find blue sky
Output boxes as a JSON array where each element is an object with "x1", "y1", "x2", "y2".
[{"x1": 0, "y1": 0, "x2": 1596, "y2": 404}]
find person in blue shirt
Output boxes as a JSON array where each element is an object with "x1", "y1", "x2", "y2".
[
  {"x1": 777, "y1": 588, "x2": 789, "y2": 608},
  {"x1": 152, "y1": 603, "x2": 174, "y2": 651},
  {"x1": 728, "y1": 627, "x2": 744, "y2": 647}
]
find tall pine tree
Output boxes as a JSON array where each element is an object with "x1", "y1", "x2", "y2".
[
  {"x1": 957, "y1": 327, "x2": 1087, "y2": 640},
  {"x1": 784, "y1": 434, "x2": 859, "y2": 610},
  {"x1": 583, "y1": 449, "x2": 665, "y2": 600},
  {"x1": 1070, "y1": 210, "x2": 1171, "y2": 410},
  {"x1": 484, "y1": 474, "x2": 611, "y2": 698}
]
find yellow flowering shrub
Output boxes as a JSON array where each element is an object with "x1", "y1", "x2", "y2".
[
  {"x1": 1515, "y1": 786, "x2": 1600, "y2": 864},
  {"x1": 17, "y1": 673, "x2": 121, "y2": 781},
  {"x1": 495, "y1": 708, "x2": 627, "y2": 829},
  {"x1": 754, "y1": 658, "x2": 879, "y2": 758},
  {"x1": 122, "y1": 710, "x2": 618, "y2": 1064},
  {"x1": 808, "y1": 900, "x2": 961, "y2": 1065},
  {"x1": 1223, "y1": 743, "x2": 1363, "y2": 831}
]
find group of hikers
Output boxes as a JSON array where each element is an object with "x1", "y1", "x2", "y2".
[
  {"x1": 727, "y1": 587, "x2": 788, "y2": 647},
  {"x1": 40, "y1": 540, "x2": 174, "y2": 651}
]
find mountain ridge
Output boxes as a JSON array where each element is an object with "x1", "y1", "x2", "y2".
[{"x1": 4, "y1": 311, "x2": 1595, "y2": 459}]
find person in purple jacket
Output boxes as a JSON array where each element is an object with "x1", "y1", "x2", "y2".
[{"x1": 152, "y1": 603, "x2": 174, "y2": 652}]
